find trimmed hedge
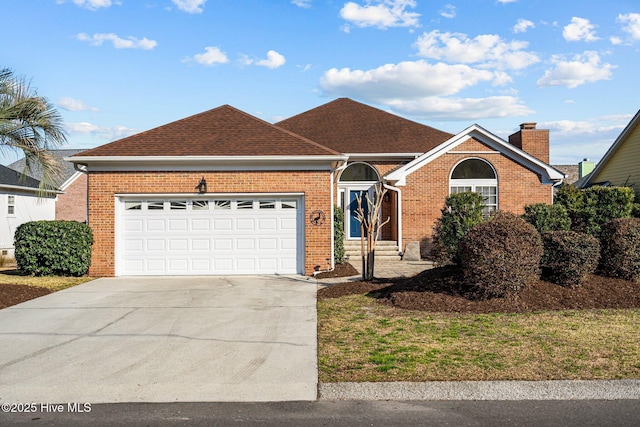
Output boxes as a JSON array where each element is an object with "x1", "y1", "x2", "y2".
[
  {"x1": 632, "y1": 203, "x2": 640, "y2": 218},
  {"x1": 555, "y1": 185, "x2": 635, "y2": 236},
  {"x1": 541, "y1": 231, "x2": 600, "y2": 288},
  {"x1": 334, "y1": 206, "x2": 345, "y2": 264},
  {"x1": 599, "y1": 218, "x2": 640, "y2": 282},
  {"x1": 14, "y1": 220, "x2": 93, "y2": 276},
  {"x1": 522, "y1": 203, "x2": 571, "y2": 233},
  {"x1": 460, "y1": 212, "x2": 543, "y2": 298},
  {"x1": 432, "y1": 191, "x2": 486, "y2": 266}
]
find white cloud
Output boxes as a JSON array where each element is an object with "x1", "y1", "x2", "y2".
[
  {"x1": 617, "y1": 13, "x2": 640, "y2": 41},
  {"x1": 414, "y1": 30, "x2": 539, "y2": 70},
  {"x1": 172, "y1": 0, "x2": 206, "y2": 14},
  {"x1": 256, "y1": 50, "x2": 286, "y2": 69},
  {"x1": 610, "y1": 36, "x2": 623, "y2": 45},
  {"x1": 66, "y1": 122, "x2": 137, "y2": 140},
  {"x1": 58, "y1": 97, "x2": 98, "y2": 112},
  {"x1": 387, "y1": 96, "x2": 533, "y2": 120},
  {"x1": 320, "y1": 60, "x2": 499, "y2": 100},
  {"x1": 187, "y1": 46, "x2": 229, "y2": 65},
  {"x1": 339, "y1": 0, "x2": 420, "y2": 30},
  {"x1": 513, "y1": 18, "x2": 534, "y2": 33},
  {"x1": 292, "y1": 0, "x2": 312, "y2": 7},
  {"x1": 563, "y1": 17, "x2": 599, "y2": 42},
  {"x1": 536, "y1": 51, "x2": 615, "y2": 88},
  {"x1": 76, "y1": 33, "x2": 157, "y2": 50},
  {"x1": 440, "y1": 4, "x2": 456, "y2": 19},
  {"x1": 241, "y1": 50, "x2": 286, "y2": 69},
  {"x1": 68, "y1": 0, "x2": 114, "y2": 11},
  {"x1": 497, "y1": 0, "x2": 516, "y2": 3}
]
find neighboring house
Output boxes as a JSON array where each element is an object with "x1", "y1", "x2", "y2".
[
  {"x1": 579, "y1": 109, "x2": 640, "y2": 197},
  {"x1": 9, "y1": 149, "x2": 88, "y2": 222},
  {"x1": 68, "y1": 98, "x2": 564, "y2": 277},
  {"x1": 0, "y1": 164, "x2": 58, "y2": 258}
]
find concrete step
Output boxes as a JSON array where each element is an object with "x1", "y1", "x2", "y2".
[{"x1": 343, "y1": 240, "x2": 400, "y2": 261}]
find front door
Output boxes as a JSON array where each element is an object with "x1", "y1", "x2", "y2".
[{"x1": 348, "y1": 189, "x2": 370, "y2": 238}]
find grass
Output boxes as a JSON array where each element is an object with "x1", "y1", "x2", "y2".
[
  {"x1": 0, "y1": 269, "x2": 94, "y2": 291},
  {"x1": 318, "y1": 294, "x2": 640, "y2": 382}
]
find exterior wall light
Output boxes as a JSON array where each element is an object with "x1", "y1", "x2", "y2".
[{"x1": 196, "y1": 177, "x2": 207, "y2": 194}]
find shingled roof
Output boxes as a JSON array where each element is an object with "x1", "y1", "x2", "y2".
[
  {"x1": 75, "y1": 105, "x2": 340, "y2": 157},
  {"x1": 9, "y1": 149, "x2": 85, "y2": 187},
  {"x1": 276, "y1": 98, "x2": 453, "y2": 154},
  {"x1": 0, "y1": 164, "x2": 41, "y2": 189}
]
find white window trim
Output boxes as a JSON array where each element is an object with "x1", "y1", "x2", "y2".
[
  {"x1": 449, "y1": 158, "x2": 499, "y2": 213},
  {"x1": 7, "y1": 195, "x2": 16, "y2": 216}
]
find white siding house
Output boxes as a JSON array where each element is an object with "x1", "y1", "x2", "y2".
[{"x1": 0, "y1": 165, "x2": 57, "y2": 258}]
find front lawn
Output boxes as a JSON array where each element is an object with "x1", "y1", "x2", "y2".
[{"x1": 0, "y1": 269, "x2": 94, "y2": 309}]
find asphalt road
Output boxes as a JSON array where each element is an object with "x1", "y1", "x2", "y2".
[{"x1": 2, "y1": 400, "x2": 639, "y2": 426}]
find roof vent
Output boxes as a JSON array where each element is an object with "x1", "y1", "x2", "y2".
[{"x1": 520, "y1": 122, "x2": 537, "y2": 130}]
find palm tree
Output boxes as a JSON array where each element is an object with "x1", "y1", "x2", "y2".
[{"x1": 0, "y1": 68, "x2": 66, "y2": 192}]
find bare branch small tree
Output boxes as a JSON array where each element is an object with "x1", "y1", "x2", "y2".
[{"x1": 355, "y1": 183, "x2": 390, "y2": 281}]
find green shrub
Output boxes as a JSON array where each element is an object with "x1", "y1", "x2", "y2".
[
  {"x1": 599, "y1": 218, "x2": 640, "y2": 282},
  {"x1": 555, "y1": 184, "x2": 585, "y2": 231},
  {"x1": 541, "y1": 231, "x2": 600, "y2": 288},
  {"x1": 460, "y1": 212, "x2": 543, "y2": 298},
  {"x1": 334, "y1": 206, "x2": 345, "y2": 264},
  {"x1": 522, "y1": 203, "x2": 571, "y2": 233},
  {"x1": 432, "y1": 191, "x2": 486, "y2": 266},
  {"x1": 556, "y1": 185, "x2": 635, "y2": 236},
  {"x1": 14, "y1": 220, "x2": 93, "y2": 276},
  {"x1": 580, "y1": 186, "x2": 635, "y2": 236},
  {"x1": 632, "y1": 203, "x2": 640, "y2": 218}
]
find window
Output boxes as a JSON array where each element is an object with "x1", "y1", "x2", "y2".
[
  {"x1": 339, "y1": 162, "x2": 379, "y2": 182},
  {"x1": 214, "y1": 200, "x2": 231, "y2": 210},
  {"x1": 237, "y1": 200, "x2": 254, "y2": 209},
  {"x1": 192, "y1": 200, "x2": 209, "y2": 210},
  {"x1": 124, "y1": 200, "x2": 142, "y2": 211},
  {"x1": 450, "y1": 158, "x2": 498, "y2": 215},
  {"x1": 170, "y1": 201, "x2": 188, "y2": 210},
  {"x1": 147, "y1": 201, "x2": 165, "y2": 210},
  {"x1": 281, "y1": 199, "x2": 297, "y2": 209},
  {"x1": 259, "y1": 200, "x2": 276, "y2": 209},
  {"x1": 7, "y1": 195, "x2": 15, "y2": 215}
]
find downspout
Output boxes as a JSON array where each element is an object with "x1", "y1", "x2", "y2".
[
  {"x1": 383, "y1": 182, "x2": 402, "y2": 256},
  {"x1": 313, "y1": 160, "x2": 349, "y2": 276},
  {"x1": 73, "y1": 163, "x2": 89, "y2": 224}
]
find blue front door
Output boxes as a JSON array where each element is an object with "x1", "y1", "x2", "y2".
[{"x1": 349, "y1": 190, "x2": 369, "y2": 238}]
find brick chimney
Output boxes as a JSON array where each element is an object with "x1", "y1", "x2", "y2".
[{"x1": 508, "y1": 122, "x2": 549, "y2": 164}]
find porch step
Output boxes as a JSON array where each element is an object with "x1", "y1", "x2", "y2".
[{"x1": 343, "y1": 240, "x2": 401, "y2": 261}]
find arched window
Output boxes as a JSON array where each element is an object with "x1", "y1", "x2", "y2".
[
  {"x1": 450, "y1": 158, "x2": 498, "y2": 214},
  {"x1": 339, "y1": 162, "x2": 380, "y2": 182}
]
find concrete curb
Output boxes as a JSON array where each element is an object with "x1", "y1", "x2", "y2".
[{"x1": 319, "y1": 380, "x2": 640, "y2": 400}]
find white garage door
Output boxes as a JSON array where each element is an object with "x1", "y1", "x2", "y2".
[{"x1": 118, "y1": 196, "x2": 303, "y2": 275}]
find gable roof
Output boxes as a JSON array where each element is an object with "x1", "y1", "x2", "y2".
[
  {"x1": 386, "y1": 124, "x2": 565, "y2": 185},
  {"x1": 276, "y1": 98, "x2": 453, "y2": 154},
  {"x1": 581, "y1": 109, "x2": 640, "y2": 188},
  {"x1": 74, "y1": 105, "x2": 341, "y2": 158},
  {"x1": 8, "y1": 149, "x2": 85, "y2": 189},
  {"x1": 0, "y1": 163, "x2": 42, "y2": 190}
]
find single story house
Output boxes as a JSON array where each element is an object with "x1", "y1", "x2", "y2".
[
  {"x1": 0, "y1": 164, "x2": 58, "y2": 258},
  {"x1": 578, "y1": 109, "x2": 640, "y2": 197},
  {"x1": 9, "y1": 149, "x2": 88, "y2": 222},
  {"x1": 68, "y1": 98, "x2": 564, "y2": 277}
]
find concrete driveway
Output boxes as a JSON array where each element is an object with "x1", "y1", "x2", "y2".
[{"x1": 0, "y1": 276, "x2": 317, "y2": 403}]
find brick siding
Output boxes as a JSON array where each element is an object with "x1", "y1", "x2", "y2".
[{"x1": 56, "y1": 173, "x2": 87, "y2": 222}]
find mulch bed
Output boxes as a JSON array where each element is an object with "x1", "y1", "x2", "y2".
[
  {"x1": 318, "y1": 265, "x2": 640, "y2": 313},
  {"x1": 315, "y1": 262, "x2": 360, "y2": 279},
  {"x1": 0, "y1": 284, "x2": 51, "y2": 309}
]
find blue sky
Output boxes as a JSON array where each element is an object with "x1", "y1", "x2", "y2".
[{"x1": 2, "y1": 0, "x2": 639, "y2": 166}]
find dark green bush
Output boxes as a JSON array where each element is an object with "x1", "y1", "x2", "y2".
[
  {"x1": 522, "y1": 203, "x2": 571, "y2": 233},
  {"x1": 460, "y1": 212, "x2": 543, "y2": 298},
  {"x1": 556, "y1": 185, "x2": 635, "y2": 236},
  {"x1": 14, "y1": 220, "x2": 93, "y2": 276},
  {"x1": 632, "y1": 203, "x2": 640, "y2": 218},
  {"x1": 599, "y1": 218, "x2": 640, "y2": 282},
  {"x1": 432, "y1": 191, "x2": 486, "y2": 266},
  {"x1": 541, "y1": 231, "x2": 600, "y2": 288},
  {"x1": 334, "y1": 206, "x2": 345, "y2": 264}
]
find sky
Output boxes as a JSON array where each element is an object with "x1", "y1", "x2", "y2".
[{"x1": 2, "y1": 0, "x2": 639, "y2": 166}]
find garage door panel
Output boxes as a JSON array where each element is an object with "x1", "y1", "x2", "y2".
[{"x1": 119, "y1": 196, "x2": 302, "y2": 275}]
